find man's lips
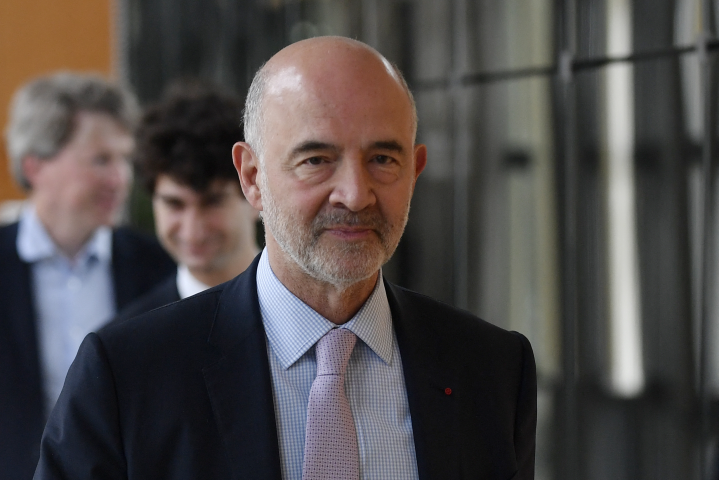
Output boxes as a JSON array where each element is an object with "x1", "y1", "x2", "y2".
[
  {"x1": 96, "y1": 197, "x2": 121, "y2": 213},
  {"x1": 96, "y1": 188, "x2": 126, "y2": 205},
  {"x1": 184, "y1": 243, "x2": 213, "y2": 255},
  {"x1": 323, "y1": 226, "x2": 376, "y2": 240},
  {"x1": 177, "y1": 240, "x2": 215, "y2": 257}
]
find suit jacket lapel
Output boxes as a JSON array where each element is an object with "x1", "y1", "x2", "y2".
[
  {"x1": 0, "y1": 223, "x2": 46, "y2": 475},
  {"x1": 110, "y1": 229, "x2": 175, "y2": 310},
  {"x1": 153, "y1": 276, "x2": 180, "y2": 304},
  {"x1": 111, "y1": 230, "x2": 132, "y2": 309},
  {"x1": 0, "y1": 224, "x2": 43, "y2": 392},
  {"x1": 203, "y1": 257, "x2": 282, "y2": 480},
  {"x1": 386, "y1": 280, "x2": 462, "y2": 480}
]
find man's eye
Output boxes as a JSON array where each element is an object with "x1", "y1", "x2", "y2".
[
  {"x1": 93, "y1": 155, "x2": 111, "y2": 166},
  {"x1": 202, "y1": 197, "x2": 224, "y2": 208},
  {"x1": 373, "y1": 155, "x2": 393, "y2": 165},
  {"x1": 305, "y1": 157, "x2": 324, "y2": 166}
]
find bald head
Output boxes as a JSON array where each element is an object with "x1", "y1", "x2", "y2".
[
  {"x1": 233, "y1": 35, "x2": 427, "y2": 299},
  {"x1": 243, "y1": 36, "x2": 417, "y2": 162}
]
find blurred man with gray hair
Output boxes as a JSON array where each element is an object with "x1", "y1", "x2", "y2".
[{"x1": 0, "y1": 72, "x2": 174, "y2": 479}]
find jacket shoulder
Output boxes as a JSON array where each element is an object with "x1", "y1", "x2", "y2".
[
  {"x1": 386, "y1": 281, "x2": 534, "y2": 383},
  {"x1": 0, "y1": 222, "x2": 19, "y2": 256},
  {"x1": 387, "y1": 281, "x2": 525, "y2": 345},
  {"x1": 98, "y1": 257, "x2": 261, "y2": 363},
  {"x1": 110, "y1": 227, "x2": 176, "y2": 309},
  {"x1": 93, "y1": 285, "x2": 226, "y2": 384},
  {"x1": 0, "y1": 223, "x2": 26, "y2": 291},
  {"x1": 111, "y1": 276, "x2": 180, "y2": 325},
  {"x1": 99, "y1": 283, "x2": 224, "y2": 350}
]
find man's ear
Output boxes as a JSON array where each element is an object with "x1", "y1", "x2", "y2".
[
  {"x1": 413, "y1": 144, "x2": 427, "y2": 180},
  {"x1": 233, "y1": 142, "x2": 263, "y2": 211},
  {"x1": 21, "y1": 155, "x2": 43, "y2": 190}
]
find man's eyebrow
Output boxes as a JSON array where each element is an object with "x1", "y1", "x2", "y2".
[
  {"x1": 290, "y1": 141, "x2": 340, "y2": 157},
  {"x1": 289, "y1": 140, "x2": 405, "y2": 158},
  {"x1": 201, "y1": 191, "x2": 228, "y2": 203},
  {"x1": 156, "y1": 193, "x2": 183, "y2": 203},
  {"x1": 371, "y1": 140, "x2": 404, "y2": 153}
]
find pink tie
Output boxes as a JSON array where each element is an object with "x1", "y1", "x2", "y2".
[{"x1": 302, "y1": 328, "x2": 360, "y2": 480}]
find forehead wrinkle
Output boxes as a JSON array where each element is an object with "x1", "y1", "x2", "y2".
[
  {"x1": 371, "y1": 140, "x2": 404, "y2": 153},
  {"x1": 290, "y1": 140, "x2": 340, "y2": 157}
]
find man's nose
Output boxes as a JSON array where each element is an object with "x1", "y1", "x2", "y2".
[
  {"x1": 328, "y1": 158, "x2": 376, "y2": 212},
  {"x1": 179, "y1": 208, "x2": 207, "y2": 243},
  {"x1": 106, "y1": 157, "x2": 131, "y2": 190}
]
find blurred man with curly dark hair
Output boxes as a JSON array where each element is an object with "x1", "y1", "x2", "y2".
[{"x1": 116, "y1": 83, "x2": 259, "y2": 321}]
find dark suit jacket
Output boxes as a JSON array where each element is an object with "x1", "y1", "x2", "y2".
[
  {"x1": 35, "y1": 256, "x2": 537, "y2": 480},
  {"x1": 0, "y1": 222, "x2": 175, "y2": 480},
  {"x1": 113, "y1": 275, "x2": 180, "y2": 324}
]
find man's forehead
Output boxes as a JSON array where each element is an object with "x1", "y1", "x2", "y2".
[
  {"x1": 265, "y1": 66, "x2": 305, "y2": 98},
  {"x1": 158, "y1": 175, "x2": 239, "y2": 196},
  {"x1": 262, "y1": 66, "x2": 409, "y2": 120},
  {"x1": 262, "y1": 41, "x2": 403, "y2": 101},
  {"x1": 68, "y1": 111, "x2": 132, "y2": 145},
  {"x1": 256, "y1": 38, "x2": 416, "y2": 151},
  {"x1": 260, "y1": 87, "x2": 415, "y2": 156}
]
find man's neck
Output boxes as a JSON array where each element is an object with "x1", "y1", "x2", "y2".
[
  {"x1": 265, "y1": 244, "x2": 378, "y2": 325},
  {"x1": 189, "y1": 246, "x2": 260, "y2": 287},
  {"x1": 32, "y1": 201, "x2": 95, "y2": 260}
]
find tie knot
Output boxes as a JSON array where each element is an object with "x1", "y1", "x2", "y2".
[{"x1": 316, "y1": 328, "x2": 357, "y2": 377}]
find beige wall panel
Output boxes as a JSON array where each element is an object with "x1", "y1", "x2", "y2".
[{"x1": 0, "y1": 0, "x2": 112, "y2": 201}]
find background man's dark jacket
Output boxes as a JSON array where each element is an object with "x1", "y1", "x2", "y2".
[
  {"x1": 0, "y1": 222, "x2": 175, "y2": 479},
  {"x1": 113, "y1": 275, "x2": 180, "y2": 324},
  {"x1": 34, "y1": 255, "x2": 537, "y2": 480}
]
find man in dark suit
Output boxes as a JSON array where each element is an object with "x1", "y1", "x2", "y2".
[
  {"x1": 115, "y1": 84, "x2": 259, "y2": 322},
  {"x1": 35, "y1": 38, "x2": 537, "y2": 479},
  {"x1": 0, "y1": 72, "x2": 175, "y2": 479}
]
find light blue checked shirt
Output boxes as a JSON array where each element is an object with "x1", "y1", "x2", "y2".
[
  {"x1": 16, "y1": 206, "x2": 115, "y2": 415},
  {"x1": 256, "y1": 249, "x2": 419, "y2": 480}
]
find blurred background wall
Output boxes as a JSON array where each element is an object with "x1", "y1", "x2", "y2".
[
  {"x1": 4, "y1": 0, "x2": 719, "y2": 479},
  {"x1": 0, "y1": 0, "x2": 115, "y2": 205}
]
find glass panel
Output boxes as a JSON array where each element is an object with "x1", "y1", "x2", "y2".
[
  {"x1": 459, "y1": 77, "x2": 558, "y2": 359},
  {"x1": 389, "y1": 89, "x2": 455, "y2": 304},
  {"x1": 126, "y1": 0, "x2": 364, "y2": 103},
  {"x1": 127, "y1": 0, "x2": 279, "y2": 102},
  {"x1": 359, "y1": 0, "x2": 415, "y2": 72},
  {"x1": 410, "y1": 0, "x2": 453, "y2": 83},
  {"x1": 575, "y1": 0, "x2": 702, "y2": 60},
  {"x1": 705, "y1": 50, "x2": 719, "y2": 479},
  {"x1": 283, "y1": 0, "x2": 361, "y2": 43},
  {"x1": 465, "y1": 76, "x2": 558, "y2": 479},
  {"x1": 572, "y1": 54, "x2": 699, "y2": 479},
  {"x1": 462, "y1": 0, "x2": 555, "y2": 73}
]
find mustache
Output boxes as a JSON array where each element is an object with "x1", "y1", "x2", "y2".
[{"x1": 312, "y1": 208, "x2": 386, "y2": 231}]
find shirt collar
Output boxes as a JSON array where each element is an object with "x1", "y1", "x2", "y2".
[
  {"x1": 176, "y1": 264, "x2": 212, "y2": 299},
  {"x1": 256, "y1": 248, "x2": 394, "y2": 370},
  {"x1": 16, "y1": 205, "x2": 112, "y2": 264}
]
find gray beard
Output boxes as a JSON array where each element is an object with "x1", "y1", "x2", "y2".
[{"x1": 258, "y1": 171, "x2": 409, "y2": 289}]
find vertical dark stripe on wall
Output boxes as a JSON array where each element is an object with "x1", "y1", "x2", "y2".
[{"x1": 554, "y1": 0, "x2": 580, "y2": 479}]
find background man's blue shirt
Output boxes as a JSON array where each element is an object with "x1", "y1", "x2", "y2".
[{"x1": 16, "y1": 206, "x2": 115, "y2": 414}]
